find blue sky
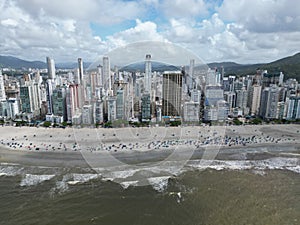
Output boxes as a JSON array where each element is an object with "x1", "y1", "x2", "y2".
[{"x1": 0, "y1": 0, "x2": 299, "y2": 64}]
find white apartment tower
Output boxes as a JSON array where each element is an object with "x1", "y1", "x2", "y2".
[
  {"x1": 102, "y1": 56, "x2": 111, "y2": 91},
  {"x1": 0, "y1": 70, "x2": 6, "y2": 101},
  {"x1": 46, "y1": 57, "x2": 56, "y2": 80},
  {"x1": 145, "y1": 54, "x2": 152, "y2": 93}
]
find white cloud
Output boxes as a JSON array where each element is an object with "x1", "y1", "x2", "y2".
[
  {"x1": 1, "y1": 18, "x2": 18, "y2": 27},
  {"x1": 161, "y1": 0, "x2": 209, "y2": 18},
  {"x1": 106, "y1": 19, "x2": 166, "y2": 50},
  {"x1": 15, "y1": 0, "x2": 143, "y2": 25},
  {"x1": 0, "y1": 0, "x2": 298, "y2": 65},
  {"x1": 218, "y1": 0, "x2": 300, "y2": 33}
]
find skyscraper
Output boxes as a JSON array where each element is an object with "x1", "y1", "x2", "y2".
[
  {"x1": 52, "y1": 87, "x2": 67, "y2": 121},
  {"x1": 248, "y1": 84, "x2": 262, "y2": 115},
  {"x1": 144, "y1": 54, "x2": 152, "y2": 93},
  {"x1": 78, "y1": 58, "x2": 84, "y2": 83},
  {"x1": 0, "y1": 70, "x2": 6, "y2": 101},
  {"x1": 259, "y1": 85, "x2": 280, "y2": 119},
  {"x1": 46, "y1": 57, "x2": 56, "y2": 80},
  {"x1": 102, "y1": 56, "x2": 111, "y2": 91},
  {"x1": 162, "y1": 71, "x2": 183, "y2": 118}
]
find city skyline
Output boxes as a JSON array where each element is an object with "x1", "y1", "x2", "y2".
[{"x1": 0, "y1": 0, "x2": 299, "y2": 64}]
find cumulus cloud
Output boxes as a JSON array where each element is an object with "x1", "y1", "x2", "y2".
[
  {"x1": 161, "y1": 0, "x2": 209, "y2": 18},
  {"x1": 217, "y1": 0, "x2": 300, "y2": 33},
  {"x1": 0, "y1": 0, "x2": 298, "y2": 64},
  {"x1": 15, "y1": 0, "x2": 143, "y2": 25},
  {"x1": 106, "y1": 19, "x2": 167, "y2": 50}
]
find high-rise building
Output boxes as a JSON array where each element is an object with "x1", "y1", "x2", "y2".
[
  {"x1": 145, "y1": 54, "x2": 152, "y2": 94},
  {"x1": 116, "y1": 89, "x2": 125, "y2": 120},
  {"x1": 107, "y1": 96, "x2": 116, "y2": 121},
  {"x1": 162, "y1": 71, "x2": 183, "y2": 118},
  {"x1": 52, "y1": 87, "x2": 67, "y2": 121},
  {"x1": 248, "y1": 84, "x2": 262, "y2": 115},
  {"x1": 46, "y1": 57, "x2": 56, "y2": 80},
  {"x1": 235, "y1": 89, "x2": 248, "y2": 109},
  {"x1": 82, "y1": 104, "x2": 93, "y2": 125},
  {"x1": 102, "y1": 56, "x2": 111, "y2": 91},
  {"x1": 78, "y1": 58, "x2": 84, "y2": 83},
  {"x1": 46, "y1": 79, "x2": 54, "y2": 114},
  {"x1": 286, "y1": 97, "x2": 300, "y2": 120},
  {"x1": 183, "y1": 102, "x2": 199, "y2": 122},
  {"x1": 0, "y1": 70, "x2": 6, "y2": 101},
  {"x1": 259, "y1": 85, "x2": 280, "y2": 119},
  {"x1": 66, "y1": 84, "x2": 81, "y2": 122},
  {"x1": 20, "y1": 82, "x2": 38, "y2": 115},
  {"x1": 94, "y1": 99, "x2": 104, "y2": 124},
  {"x1": 141, "y1": 93, "x2": 151, "y2": 122},
  {"x1": 206, "y1": 68, "x2": 218, "y2": 86}
]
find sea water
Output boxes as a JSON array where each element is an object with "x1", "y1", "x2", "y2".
[{"x1": 0, "y1": 149, "x2": 299, "y2": 225}]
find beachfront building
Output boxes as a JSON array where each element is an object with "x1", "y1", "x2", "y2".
[
  {"x1": 94, "y1": 99, "x2": 104, "y2": 124},
  {"x1": 82, "y1": 104, "x2": 93, "y2": 125},
  {"x1": 162, "y1": 71, "x2": 183, "y2": 120},
  {"x1": 203, "y1": 78, "x2": 228, "y2": 122},
  {"x1": 183, "y1": 102, "x2": 199, "y2": 122},
  {"x1": 52, "y1": 86, "x2": 67, "y2": 121},
  {"x1": 286, "y1": 96, "x2": 300, "y2": 120},
  {"x1": 235, "y1": 88, "x2": 249, "y2": 115},
  {"x1": 248, "y1": 84, "x2": 262, "y2": 116},
  {"x1": 0, "y1": 98, "x2": 19, "y2": 119},
  {"x1": 19, "y1": 80, "x2": 41, "y2": 116},
  {"x1": 259, "y1": 85, "x2": 280, "y2": 119},
  {"x1": 141, "y1": 93, "x2": 151, "y2": 122},
  {"x1": 116, "y1": 89, "x2": 125, "y2": 120},
  {"x1": 107, "y1": 96, "x2": 117, "y2": 122}
]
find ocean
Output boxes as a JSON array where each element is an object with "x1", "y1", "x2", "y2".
[{"x1": 0, "y1": 148, "x2": 299, "y2": 225}]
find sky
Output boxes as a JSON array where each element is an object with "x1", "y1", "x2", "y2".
[{"x1": 0, "y1": 0, "x2": 299, "y2": 64}]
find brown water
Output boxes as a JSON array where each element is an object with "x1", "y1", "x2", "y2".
[{"x1": 0, "y1": 168, "x2": 299, "y2": 225}]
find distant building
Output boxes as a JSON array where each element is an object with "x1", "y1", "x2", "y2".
[
  {"x1": 162, "y1": 71, "x2": 183, "y2": 118},
  {"x1": 78, "y1": 58, "x2": 84, "y2": 83},
  {"x1": 144, "y1": 54, "x2": 152, "y2": 94},
  {"x1": 102, "y1": 56, "x2": 111, "y2": 91},
  {"x1": 0, "y1": 70, "x2": 6, "y2": 101},
  {"x1": 46, "y1": 57, "x2": 56, "y2": 80}
]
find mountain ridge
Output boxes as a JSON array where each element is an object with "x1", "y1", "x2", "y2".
[{"x1": 0, "y1": 52, "x2": 299, "y2": 80}]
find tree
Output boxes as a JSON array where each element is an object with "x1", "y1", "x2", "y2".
[
  {"x1": 43, "y1": 121, "x2": 51, "y2": 127},
  {"x1": 233, "y1": 118, "x2": 243, "y2": 125}
]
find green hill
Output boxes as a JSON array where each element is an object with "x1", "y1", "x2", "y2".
[{"x1": 208, "y1": 52, "x2": 300, "y2": 80}]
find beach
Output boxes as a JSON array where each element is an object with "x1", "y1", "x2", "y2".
[{"x1": 0, "y1": 124, "x2": 299, "y2": 167}]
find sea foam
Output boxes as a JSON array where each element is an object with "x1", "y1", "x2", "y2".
[{"x1": 20, "y1": 174, "x2": 55, "y2": 187}]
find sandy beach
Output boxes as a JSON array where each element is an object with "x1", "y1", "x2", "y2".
[{"x1": 0, "y1": 124, "x2": 299, "y2": 167}]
